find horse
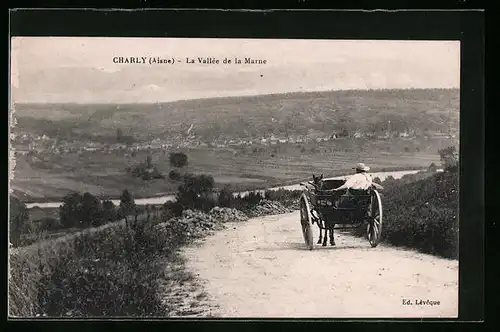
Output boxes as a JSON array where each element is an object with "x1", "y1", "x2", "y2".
[{"x1": 311, "y1": 174, "x2": 336, "y2": 246}]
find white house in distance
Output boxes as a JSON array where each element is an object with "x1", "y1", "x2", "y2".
[{"x1": 353, "y1": 131, "x2": 363, "y2": 139}]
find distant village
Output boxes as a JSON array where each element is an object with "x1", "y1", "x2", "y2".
[{"x1": 11, "y1": 127, "x2": 457, "y2": 157}]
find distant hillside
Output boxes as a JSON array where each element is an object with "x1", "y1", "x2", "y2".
[{"x1": 13, "y1": 88, "x2": 459, "y2": 142}]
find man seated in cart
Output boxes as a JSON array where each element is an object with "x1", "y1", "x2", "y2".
[
  {"x1": 332, "y1": 163, "x2": 384, "y2": 193},
  {"x1": 325, "y1": 162, "x2": 384, "y2": 217}
]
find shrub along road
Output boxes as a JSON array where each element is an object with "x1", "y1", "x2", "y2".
[{"x1": 180, "y1": 211, "x2": 458, "y2": 318}]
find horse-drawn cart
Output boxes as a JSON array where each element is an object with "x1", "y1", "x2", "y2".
[{"x1": 299, "y1": 177, "x2": 383, "y2": 250}]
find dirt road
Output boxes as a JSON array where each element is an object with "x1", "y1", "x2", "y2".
[{"x1": 181, "y1": 211, "x2": 458, "y2": 318}]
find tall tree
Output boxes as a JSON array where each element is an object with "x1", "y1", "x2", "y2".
[
  {"x1": 218, "y1": 185, "x2": 233, "y2": 208},
  {"x1": 176, "y1": 173, "x2": 215, "y2": 210},
  {"x1": 82, "y1": 192, "x2": 103, "y2": 227},
  {"x1": 102, "y1": 200, "x2": 117, "y2": 224},
  {"x1": 59, "y1": 192, "x2": 84, "y2": 228},
  {"x1": 119, "y1": 189, "x2": 136, "y2": 220},
  {"x1": 438, "y1": 146, "x2": 459, "y2": 172}
]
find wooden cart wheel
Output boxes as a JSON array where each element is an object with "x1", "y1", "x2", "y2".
[
  {"x1": 367, "y1": 190, "x2": 383, "y2": 247},
  {"x1": 299, "y1": 194, "x2": 314, "y2": 250}
]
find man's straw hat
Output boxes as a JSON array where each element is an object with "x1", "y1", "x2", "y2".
[{"x1": 353, "y1": 163, "x2": 370, "y2": 172}]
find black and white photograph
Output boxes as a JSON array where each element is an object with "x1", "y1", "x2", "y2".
[{"x1": 9, "y1": 37, "x2": 460, "y2": 318}]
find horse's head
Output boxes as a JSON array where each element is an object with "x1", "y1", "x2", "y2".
[{"x1": 312, "y1": 174, "x2": 324, "y2": 187}]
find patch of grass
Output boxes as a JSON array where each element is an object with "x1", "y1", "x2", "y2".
[{"x1": 9, "y1": 214, "x2": 176, "y2": 317}]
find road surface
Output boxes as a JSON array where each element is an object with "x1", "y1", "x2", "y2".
[{"x1": 180, "y1": 211, "x2": 458, "y2": 318}]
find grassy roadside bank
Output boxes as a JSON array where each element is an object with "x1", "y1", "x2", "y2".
[
  {"x1": 9, "y1": 213, "x2": 161, "y2": 317},
  {"x1": 350, "y1": 169, "x2": 459, "y2": 259},
  {"x1": 378, "y1": 169, "x2": 458, "y2": 259}
]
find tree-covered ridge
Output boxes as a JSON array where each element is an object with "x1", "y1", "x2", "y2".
[{"x1": 13, "y1": 88, "x2": 459, "y2": 143}]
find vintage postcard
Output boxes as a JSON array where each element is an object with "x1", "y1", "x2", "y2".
[{"x1": 9, "y1": 37, "x2": 460, "y2": 318}]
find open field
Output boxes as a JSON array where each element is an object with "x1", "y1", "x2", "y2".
[{"x1": 11, "y1": 143, "x2": 445, "y2": 202}]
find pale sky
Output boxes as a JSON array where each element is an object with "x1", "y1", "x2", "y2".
[{"x1": 10, "y1": 37, "x2": 460, "y2": 104}]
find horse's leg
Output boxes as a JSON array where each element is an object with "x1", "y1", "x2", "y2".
[
  {"x1": 317, "y1": 225, "x2": 323, "y2": 244},
  {"x1": 330, "y1": 226, "x2": 336, "y2": 246},
  {"x1": 322, "y1": 223, "x2": 328, "y2": 247}
]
